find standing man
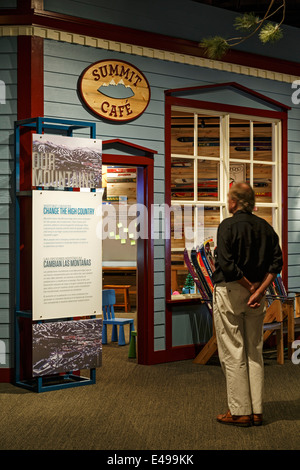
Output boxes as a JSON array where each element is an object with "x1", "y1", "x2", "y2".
[{"x1": 212, "y1": 182, "x2": 283, "y2": 427}]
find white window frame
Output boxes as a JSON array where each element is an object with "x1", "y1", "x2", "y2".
[{"x1": 170, "y1": 105, "x2": 282, "y2": 256}]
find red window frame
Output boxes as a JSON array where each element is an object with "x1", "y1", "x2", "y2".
[{"x1": 164, "y1": 86, "x2": 289, "y2": 306}]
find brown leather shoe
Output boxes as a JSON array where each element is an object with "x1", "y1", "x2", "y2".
[
  {"x1": 252, "y1": 414, "x2": 263, "y2": 426},
  {"x1": 217, "y1": 410, "x2": 252, "y2": 427}
]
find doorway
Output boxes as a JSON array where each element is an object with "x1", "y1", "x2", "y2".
[
  {"x1": 102, "y1": 164, "x2": 138, "y2": 345},
  {"x1": 102, "y1": 140, "x2": 155, "y2": 364}
]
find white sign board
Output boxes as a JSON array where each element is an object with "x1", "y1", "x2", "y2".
[{"x1": 32, "y1": 190, "x2": 102, "y2": 320}]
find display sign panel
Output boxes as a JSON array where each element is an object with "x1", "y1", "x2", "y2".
[
  {"x1": 32, "y1": 318, "x2": 102, "y2": 377},
  {"x1": 32, "y1": 134, "x2": 102, "y2": 189},
  {"x1": 32, "y1": 190, "x2": 102, "y2": 320}
]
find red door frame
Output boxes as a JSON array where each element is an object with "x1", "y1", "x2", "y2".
[
  {"x1": 102, "y1": 146, "x2": 156, "y2": 365},
  {"x1": 165, "y1": 92, "x2": 289, "y2": 289},
  {"x1": 164, "y1": 90, "x2": 290, "y2": 362}
]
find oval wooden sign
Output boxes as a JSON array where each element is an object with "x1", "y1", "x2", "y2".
[{"x1": 79, "y1": 59, "x2": 151, "y2": 122}]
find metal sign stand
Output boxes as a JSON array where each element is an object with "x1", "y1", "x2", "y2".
[{"x1": 14, "y1": 117, "x2": 100, "y2": 392}]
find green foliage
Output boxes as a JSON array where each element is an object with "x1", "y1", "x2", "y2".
[
  {"x1": 259, "y1": 22, "x2": 283, "y2": 43},
  {"x1": 199, "y1": 1, "x2": 285, "y2": 59},
  {"x1": 199, "y1": 36, "x2": 229, "y2": 59},
  {"x1": 234, "y1": 12, "x2": 260, "y2": 31}
]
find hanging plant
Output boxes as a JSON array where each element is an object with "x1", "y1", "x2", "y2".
[{"x1": 199, "y1": 0, "x2": 286, "y2": 59}]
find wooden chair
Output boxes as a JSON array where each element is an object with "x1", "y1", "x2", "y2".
[
  {"x1": 263, "y1": 276, "x2": 295, "y2": 363},
  {"x1": 294, "y1": 294, "x2": 300, "y2": 319},
  {"x1": 102, "y1": 289, "x2": 134, "y2": 346},
  {"x1": 263, "y1": 297, "x2": 294, "y2": 364},
  {"x1": 194, "y1": 276, "x2": 295, "y2": 365}
]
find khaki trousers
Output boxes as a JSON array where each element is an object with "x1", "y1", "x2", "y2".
[{"x1": 213, "y1": 282, "x2": 266, "y2": 416}]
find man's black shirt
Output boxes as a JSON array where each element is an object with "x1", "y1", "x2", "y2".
[{"x1": 212, "y1": 210, "x2": 283, "y2": 284}]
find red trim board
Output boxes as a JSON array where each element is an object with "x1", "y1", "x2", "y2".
[{"x1": 1, "y1": 7, "x2": 300, "y2": 77}]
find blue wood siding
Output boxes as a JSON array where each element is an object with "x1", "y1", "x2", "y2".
[
  {"x1": 43, "y1": 38, "x2": 300, "y2": 351},
  {"x1": 0, "y1": 0, "x2": 298, "y2": 371},
  {"x1": 0, "y1": 37, "x2": 17, "y2": 369}
]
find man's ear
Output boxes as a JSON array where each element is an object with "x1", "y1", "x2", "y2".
[{"x1": 232, "y1": 199, "x2": 238, "y2": 209}]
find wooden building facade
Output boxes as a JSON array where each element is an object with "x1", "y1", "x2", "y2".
[{"x1": 0, "y1": 0, "x2": 300, "y2": 381}]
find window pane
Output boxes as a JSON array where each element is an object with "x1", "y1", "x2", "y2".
[
  {"x1": 253, "y1": 122, "x2": 273, "y2": 162},
  {"x1": 253, "y1": 164, "x2": 273, "y2": 203},
  {"x1": 230, "y1": 118, "x2": 250, "y2": 160},
  {"x1": 254, "y1": 207, "x2": 273, "y2": 225},
  {"x1": 203, "y1": 206, "x2": 220, "y2": 243},
  {"x1": 197, "y1": 114, "x2": 220, "y2": 157},
  {"x1": 197, "y1": 160, "x2": 219, "y2": 201},
  {"x1": 230, "y1": 162, "x2": 247, "y2": 185},
  {"x1": 168, "y1": 106, "x2": 280, "y2": 304},
  {"x1": 171, "y1": 158, "x2": 194, "y2": 200},
  {"x1": 171, "y1": 252, "x2": 203, "y2": 297},
  {"x1": 170, "y1": 204, "x2": 220, "y2": 297},
  {"x1": 171, "y1": 205, "x2": 195, "y2": 251},
  {"x1": 171, "y1": 110, "x2": 194, "y2": 156},
  {"x1": 170, "y1": 205, "x2": 220, "y2": 251},
  {"x1": 170, "y1": 205, "x2": 197, "y2": 294},
  {"x1": 171, "y1": 252, "x2": 190, "y2": 294}
]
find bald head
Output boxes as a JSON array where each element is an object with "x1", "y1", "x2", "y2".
[{"x1": 228, "y1": 182, "x2": 255, "y2": 213}]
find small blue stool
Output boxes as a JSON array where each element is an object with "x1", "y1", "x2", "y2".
[{"x1": 102, "y1": 289, "x2": 134, "y2": 346}]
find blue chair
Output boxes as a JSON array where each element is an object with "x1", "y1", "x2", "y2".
[{"x1": 102, "y1": 289, "x2": 134, "y2": 346}]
